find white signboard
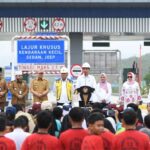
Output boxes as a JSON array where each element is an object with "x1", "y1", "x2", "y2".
[{"x1": 18, "y1": 64, "x2": 64, "y2": 73}]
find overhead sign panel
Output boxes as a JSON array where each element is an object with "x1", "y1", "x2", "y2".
[
  {"x1": 17, "y1": 40, "x2": 65, "y2": 64},
  {"x1": 40, "y1": 20, "x2": 49, "y2": 30}
]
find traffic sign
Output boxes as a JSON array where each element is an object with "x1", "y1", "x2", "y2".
[
  {"x1": 70, "y1": 64, "x2": 82, "y2": 78},
  {"x1": 23, "y1": 18, "x2": 37, "y2": 32},
  {"x1": 17, "y1": 40, "x2": 65, "y2": 64},
  {"x1": 52, "y1": 18, "x2": 65, "y2": 32},
  {"x1": 40, "y1": 20, "x2": 49, "y2": 30}
]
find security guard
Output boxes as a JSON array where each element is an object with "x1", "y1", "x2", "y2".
[
  {"x1": 30, "y1": 71, "x2": 49, "y2": 103},
  {"x1": 0, "y1": 68, "x2": 8, "y2": 111},
  {"x1": 9, "y1": 71, "x2": 29, "y2": 108},
  {"x1": 76, "y1": 62, "x2": 97, "y2": 106},
  {"x1": 53, "y1": 67, "x2": 73, "y2": 105}
]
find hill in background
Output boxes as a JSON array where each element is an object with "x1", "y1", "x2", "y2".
[{"x1": 121, "y1": 53, "x2": 150, "y2": 79}]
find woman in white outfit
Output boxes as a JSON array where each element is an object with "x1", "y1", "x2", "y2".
[
  {"x1": 95, "y1": 73, "x2": 112, "y2": 104},
  {"x1": 120, "y1": 72, "x2": 141, "y2": 109}
]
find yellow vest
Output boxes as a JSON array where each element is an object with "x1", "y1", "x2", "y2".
[{"x1": 55, "y1": 79, "x2": 72, "y2": 101}]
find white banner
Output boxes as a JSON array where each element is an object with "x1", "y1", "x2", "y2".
[{"x1": 18, "y1": 64, "x2": 64, "y2": 72}]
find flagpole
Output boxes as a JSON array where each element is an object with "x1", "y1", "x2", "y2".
[{"x1": 139, "y1": 45, "x2": 142, "y2": 87}]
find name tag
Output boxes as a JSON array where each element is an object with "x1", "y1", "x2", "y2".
[{"x1": 19, "y1": 90, "x2": 22, "y2": 95}]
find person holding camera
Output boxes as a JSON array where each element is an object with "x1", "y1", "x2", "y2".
[{"x1": 95, "y1": 73, "x2": 112, "y2": 105}]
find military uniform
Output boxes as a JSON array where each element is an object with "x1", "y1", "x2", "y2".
[
  {"x1": 0, "y1": 78, "x2": 8, "y2": 111},
  {"x1": 9, "y1": 80, "x2": 29, "y2": 107},
  {"x1": 31, "y1": 78, "x2": 49, "y2": 103}
]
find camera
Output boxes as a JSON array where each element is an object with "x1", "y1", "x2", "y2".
[
  {"x1": 102, "y1": 108, "x2": 115, "y2": 117},
  {"x1": 107, "y1": 109, "x2": 115, "y2": 117}
]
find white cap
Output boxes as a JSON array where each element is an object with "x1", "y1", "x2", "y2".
[
  {"x1": 15, "y1": 70, "x2": 22, "y2": 76},
  {"x1": 41, "y1": 101, "x2": 53, "y2": 111},
  {"x1": 82, "y1": 62, "x2": 90, "y2": 68},
  {"x1": 60, "y1": 67, "x2": 68, "y2": 73}
]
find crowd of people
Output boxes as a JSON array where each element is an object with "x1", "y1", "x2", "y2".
[
  {"x1": 0, "y1": 101, "x2": 150, "y2": 149},
  {"x1": 0, "y1": 62, "x2": 150, "y2": 149}
]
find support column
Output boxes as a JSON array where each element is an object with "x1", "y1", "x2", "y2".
[{"x1": 69, "y1": 33, "x2": 83, "y2": 67}]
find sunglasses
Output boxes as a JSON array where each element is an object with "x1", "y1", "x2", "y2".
[
  {"x1": 82, "y1": 68, "x2": 89, "y2": 70},
  {"x1": 128, "y1": 76, "x2": 132, "y2": 78}
]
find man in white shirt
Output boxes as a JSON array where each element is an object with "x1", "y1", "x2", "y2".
[
  {"x1": 5, "y1": 116, "x2": 30, "y2": 150},
  {"x1": 76, "y1": 62, "x2": 97, "y2": 106},
  {"x1": 53, "y1": 67, "x2": 73, "y2": 106}
]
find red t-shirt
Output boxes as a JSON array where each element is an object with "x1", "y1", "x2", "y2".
[
  {"x1": 81, "y1": 135, "x2": 104, "y2": 150},
  {"x1": 59, "y1": 128, "x2": 89, "y2": 150},
  {"x1": 0, "y1": 136, "x2": 16, "y2": 150},
  {"x1": 100, "y1": 131, "x2": 115, "y2": 150},
  {"x1": 21, "y1": 133, "x2": 60, "y2": 150},
  {"x1": 112, "y1": 130, "x2": 150, "y2": 150}
]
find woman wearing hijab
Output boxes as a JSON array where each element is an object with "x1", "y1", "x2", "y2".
[
  {"x1": 95, "y1": 73, "x2": 112, "y2": 104},
  {"x1": 120, "y1": 72, "x2": 141, "y2": 109}
]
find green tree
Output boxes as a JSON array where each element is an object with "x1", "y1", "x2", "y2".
[{"x1": 144, "y1": 73, "x2": 150, "y2": 86}]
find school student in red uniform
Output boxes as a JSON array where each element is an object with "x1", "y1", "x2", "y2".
[
  {"x1": 81, "y1": 112, "x2": 104, "y2": 150},
  {"x1": 21, "y1": 110, "x2": 60, "y2": 150},
  {"x1": 59, "y1": 107, "x2": 89, "y2": 150},
  {"x1": 100, "y1": 129, "x2": 115, "y2": 150},
  {"x1": 112, "y1": 108, "x2": 150, "y2": 150},
  {"x1": 0, "y1": 113, "x2": 16, "y2": 150}
]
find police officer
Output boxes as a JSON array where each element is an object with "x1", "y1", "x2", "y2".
[
  {"x1": 9, "y1": 71, "x2": 29, "y2": 108},
  {"x1": 0, "y1": 68, "x2": 8, "y2": 111},
  {"x1": 30, "y1": 71, "x2": 49, "y2": 103},
  {"x1": 76, "y1": 62, "x2": 97, "y2": 106},
  {"x1": 53, "y1": 67, "x2": 73, "y2": 106}
]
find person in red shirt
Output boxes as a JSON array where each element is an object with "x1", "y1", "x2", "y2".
[
  {"x1": 21, "y1": 110, "x2": 60, "y2": 150},
  {"x1": 112, "y1": 108, "x2": 150, "y2": 150},
  {"x1": 100, "y1": 130, "x2": 115, "y2": 150},
  {"x1": 81, "y1": 112, "x2": 104, "y2": 150},
  {"x1": 89, "y1": 108, "x2": 115, "y2": 150},
  {"x1": 0, "y1": 113, "x2": 16, "y2": 150},
  {"x1": 59, "y1": 107, "x2": 89, "y2": 150}
]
